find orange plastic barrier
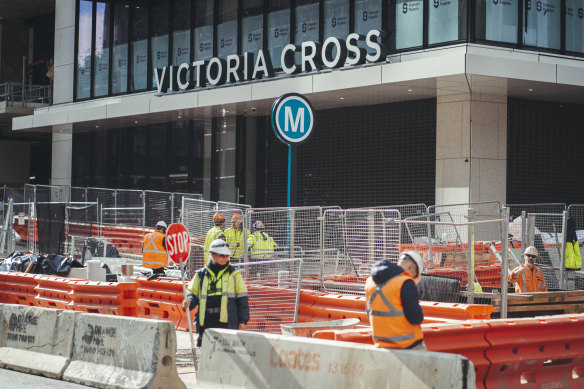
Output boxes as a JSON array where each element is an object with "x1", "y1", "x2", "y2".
[
  {"x1": 35, "y1": 275, "x2": 71, "y2": 309},
  {"x1": 484, "y1": 314, "x2": 584, "y2": 389},
  {"x1": 0, "y1": 272, "x2": 39, "y2": 306},
  {"x1": 424, "y1": 321, "x2": 491, "y2": 389},
  {"x1": 67, "y1": 280, "x2": 139, "y2": 316},
  {"x1": 298, "y1": 289, "x2": 494, "y2": 324},
  {"x1": 246, "y1": 284, "x2": 298, "y2": 333},
  {"x1": 298, "y1": 290, "x2": 370, "y2": 325},
  {"x1": 133, "y1": 277, "x2": 195, "y2": 331},
  {"x1": 425, "y1": 265, "x2": 503, "y2": 289}
]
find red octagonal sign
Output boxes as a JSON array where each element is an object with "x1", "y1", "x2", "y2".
[{"x1": 166, "y1": 223, "x2": 191, "y2": 264}]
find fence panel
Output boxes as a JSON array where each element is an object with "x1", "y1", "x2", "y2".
[
  {"x1": 87, "y1": 187, "x2": 116, "y2": 215},
  {"x1": 400, "y1": 213, "x2": 509, "y2": 305},
  {"x1": 116, "y1": 189, "x2": 144, "y2": 208},
  {"x1": 144, "y1": 190, "x2": 172, "y2": 228},
  {"x1": 101, "y1": 206, "x2": 145, "y2": 227},
  {"x1": 243, "y1": 207, "x2": 323, "y2": 266},
  {"x1": 173, "y1": 192, "x2": 202, "y2": 224},
  {"x1": 566, "y1": 205, "x2": 584, "y2": 290},
  {"x1": 233, "y1": 258, "x2": 303, "y2": 334},
  {"x1": 525, "y1": 213, "x2": 566, "y2": 290},
  {"x1": 319, "y1": 209, "x2": 400, "y2": 295},
  {"x1": 70, "y1": 187, "x2": 88, "y2": 202}
]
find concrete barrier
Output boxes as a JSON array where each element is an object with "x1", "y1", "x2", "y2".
[
  {"x1": 198, "y1": 329, "x2": 475, "y2": 389},
  {"x1": 63, "y1": 313, "x2": 186, "y2": 389},
  {"x1": 0, "y1": 304, "x2": 75, "y2": 378}
]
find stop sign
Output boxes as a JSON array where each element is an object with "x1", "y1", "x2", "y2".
[{"x1": 166, "y1": 223, "x2": 191, "y2": 264}]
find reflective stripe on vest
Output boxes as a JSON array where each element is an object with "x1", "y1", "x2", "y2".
[{"x1": 142, "y1": 231, "x2": 167, "y2": 268}]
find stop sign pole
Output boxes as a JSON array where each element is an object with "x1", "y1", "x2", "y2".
[{"x1": 166, "y1": 223, "x2": 196, "y2": 369}]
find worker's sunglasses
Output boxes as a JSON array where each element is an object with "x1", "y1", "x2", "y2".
[{"x1": 525, "y1": 254, "x2": 537, "y2": 259}]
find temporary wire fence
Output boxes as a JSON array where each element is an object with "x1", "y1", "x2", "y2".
[
  {"x1": 233, "y1": 258, "x2": 303, "y2": 334},
  {"x1": 399, "y1": 212, "x2": 510, "y2": 314},
  {"x1": 319, "y1": 209, "x2": 401, "y2": 295}
]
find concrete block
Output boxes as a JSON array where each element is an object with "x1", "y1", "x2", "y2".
[
  {"x1": 198, "y1": 329, "x2": 475, "y2": 389},
  {"x1": 63, "y1": 313, "x2": 185, "y2": 389},
  {"x1": 0, "y1": 304, "x2": 75, "y2": 379}
]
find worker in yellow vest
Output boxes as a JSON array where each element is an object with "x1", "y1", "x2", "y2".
[
  {"x1": 142, "y1": 221, "x2": 169, "y2": 274},
  {"x1": 365, "y1": 251, "x2": 425, "y2": 350},
  {"x1": 224, "y1": 213, "x2": 248, "y2": 261},
  {"x1": 247, "y1": 220, "x2": 277, "y2": 260},
  {"x1": 204, "y1": 212, "x2": 226, "y2": 263}
]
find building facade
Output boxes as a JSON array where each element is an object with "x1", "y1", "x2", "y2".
[{"x1": 12, "y1": 0, "x2": 584, "y2": 208}]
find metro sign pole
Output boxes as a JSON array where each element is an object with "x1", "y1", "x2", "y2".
[
  {"x1": 166, "y1": 223, "x2": 196, "y2": 370},
  {"x1": 270, "y1": 93, "x2": 315, "y2": 206}
]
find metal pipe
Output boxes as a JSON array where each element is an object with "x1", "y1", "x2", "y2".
[
  {"x1": 22, "y1": 56, "x2": 26, "y2": 107},
  {"x1": 521, "y1": 211, "x2": 527, "y2": 249},
  {"x1": 501, "y1": 207, "x2": 509, "y2": 319},
  {"x1": 560, "y1": 210, "x2": 568, "y2": 289}
]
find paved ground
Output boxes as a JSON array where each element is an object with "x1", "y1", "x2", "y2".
[{"x1": 176, "y1": 329, "x2": 199, "y2": 388}]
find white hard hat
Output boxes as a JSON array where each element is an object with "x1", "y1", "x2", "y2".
[
  {"x1": 156, "y1": 221, "x2": 167, "y2": 229},
  {"x1": 524, "y1": 246, "x2": 539, "y2": 257},
  {"x1": 399, "y1": 251, "x2": 424, "y2": 278},
  {"x1": 209, "y1": 239, "x2": 232, "y2": 256}
]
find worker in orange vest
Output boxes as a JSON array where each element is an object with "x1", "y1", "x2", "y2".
[
  {"x1": 365, "y1": 251, "x2": 425, "y2": 350},
  {"x1": 142, "y1": 221, "x2": 169, "y2": 274},
  {"x1": 508, "y1": 246, "x2": 548, "y2": 293}
]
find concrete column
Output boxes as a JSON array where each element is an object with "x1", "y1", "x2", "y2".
[
  {"x1": 51, "y1": 125, "x2": 72, "y2": 187},
  {"x1": 51, "y1": 0, "x2": 76, "y2": 187},
  {"x1": 435, "y1": 79, "x2": 507, "y2": 205}
]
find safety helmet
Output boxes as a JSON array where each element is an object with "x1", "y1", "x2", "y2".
[
  {"x1": 209, "y1": 239, "x2": 232, "y2": 256},
  {"x1": 155, "y1": 221, "x2": 167, "y2": 229},
  {"x1": 251, "y1": 220, "x2": 265, "y2": 232},
  {"x1": 213, "y1": 212, "x2": 226, "y2": 225},
  {"x1": 399, "y1": 251, "x2": 424, "y2": 279},
  {"x1": 232, "y1": 213, "x2": 243, "y2": 224},
  {"x1": 524, "y1": 246, "x2": 539, "y2": 257}
]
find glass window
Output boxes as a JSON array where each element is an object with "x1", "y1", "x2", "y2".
[
  {"x1": 355, "y1": 0, "x2": 382, "y2": 50},
  {"x1": 129, "y1": 127, "x2": 147, "y2": 188},
  {"x1": 565, "y1": 0, "x2": 584, "y2": 53},
  {"x1": 194, "y1": 0, "x2": 214, "y2": 61},
  {"x1": 76, "y1": 0, "x2": 93, "y2": 99},
  {"x1": 151, "y1": 0, "x2": 169, "y2": 87},
  {"x1": 217, "y1": 115, "x2": 237, "y2": 202},
  {"x1": 191, "y1": 119, "x2": 206, "y2": 195},
  {"x1": 393, "y1": 0, "x2": 423, "y2": 49},
  {"x1": 217, "y1": 0, "x2": 238, "y2": 57},
  {"x1": 295, "y1": 0, "x2": 319, "y2": 63},
  {"x1": 268, "y1": 0, "x2": 290, "y2": 69},
  {"x1": 428, "y1": 0, "x2": 467, "y2": 45},
  {"x1": 150, "y1": 124, "x2": 169, "y2": 190},
  {"x1": 523, "y1": 0, "x2": 560, "y2": 49},
  {"x1": 169, "y1": 120, "x2": 189, "y2": 192},
  {"x1": 94, "y1": 2, "x2": 110, "y2": 97},
  {"x1": 242, "y1": 0, "x2": 264, "y2": 55},
  {"x1": 131, "y1": 1, "x2": 148, "y2": 92},
  {"x1": 323, "y1": 0, "x2": 350, "y2": 40},
  {"x1": 476, "y1": 0, "x2": 518, "y2": 44},
  {"x1": 203, "y1": 119, "x2": 212, "y2": 199},
  {"x1": 112, "y1": 1, "x2": 129, "y2": 94},
  {"x1": 173, "y1": 0, "x2": 191, "y2": 65}
]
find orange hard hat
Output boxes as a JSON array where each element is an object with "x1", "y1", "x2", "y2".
[
  {"x1": 213, "y1": 212, "x2": 225, "y2": 223},
  {"x1": 232, "y1": 213, "x2": 242, "y2": 223}
]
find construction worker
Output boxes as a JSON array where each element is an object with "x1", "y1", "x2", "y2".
[
  {"x1": 247, "y1": 220, "x2": 277, "y2": 260},
  {"x1": 365, "y1": 251, "x2": 425, "y2": 350},
  {"x1": 203, "y1": 212, "x2": 226, "y2": 263},
  {"x1": 224, "y1": 213, "x2": 248, "y2": 261},
  {"x1": 508, "y1": 246, "x2": 548, "y2": 293},
  {"x1": 142, "y1": 221, "x2": 169, "y2": 274},
  {"x1": 183, "y1": 239, "x2": 249, "y2": 347}
]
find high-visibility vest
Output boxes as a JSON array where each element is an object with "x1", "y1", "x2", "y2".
[
  {"x1": 142, "y1": 231, "x2": 167, "y2": 269},
  {"x1": 248, "y1": 231, "x2": 277, "y2": 259},
  {"x1": 224, "y1": 227, "x2": 248, "y2": 260},
  {"x1": 203, "y1": 226, "x2": 226, "y2": 263},
  {"x1": 365, "y1": 273, "x2": 423, "y2": 349},
  {"x1": 565, "y1": 241, "x2": 582, "y2": 270},
  {"x1": 187, "y1": 266, "x2": 248, "y2": 327},
  {"x1": 508, "y1": 264, "x2": 547, "y2": 293}
]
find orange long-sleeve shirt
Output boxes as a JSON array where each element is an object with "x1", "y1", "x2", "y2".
[{"x1": 508, "y1": 264, "x2": 547, "y2": 293}]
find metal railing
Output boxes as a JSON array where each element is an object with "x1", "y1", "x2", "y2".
[{"x1": 0, "y1": 82, "x2": 52, "y2": 106}]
